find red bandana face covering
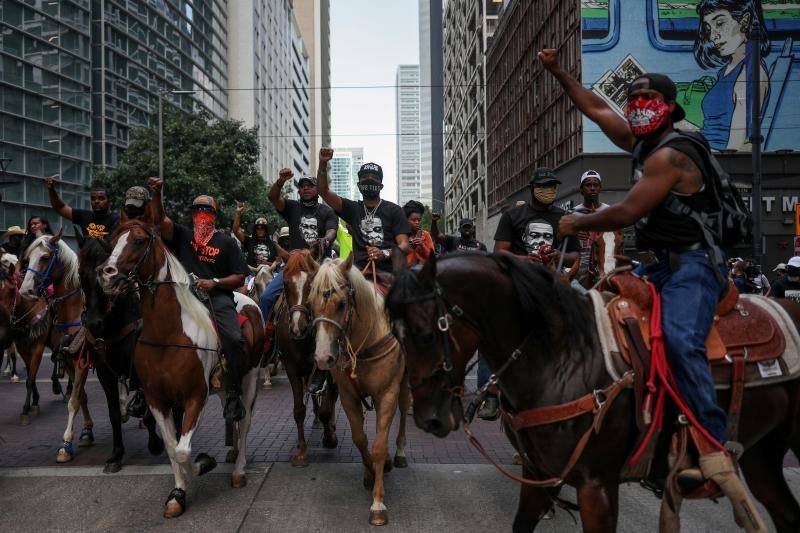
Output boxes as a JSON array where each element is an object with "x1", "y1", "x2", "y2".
[
  {"x1": 192, "y1": 211, "x2": 217, "y2": 247},
  {"x1": 625, "y1": 98, "x2": 670, "y2": 137}
]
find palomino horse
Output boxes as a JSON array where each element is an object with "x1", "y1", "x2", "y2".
[
  {"x1": 277, "y1": 249, "x2": 338, "y2": 466},
  {"x1": 244, "y1": 261, "x2": 280, "y2": 387},
  {"x1": 70, "y1": 235, "x2": 165, "y2": 472},
  {"x1": 387, "y1": 252, "x2": 800, "y2": 532},
  {"x1": 101, "y1": 220, "x2": 264, "y2": 518},
  {"x1": 16, "y1": 233, "x2": 85, "y2": 427},
  {"x1": 309, "y1": 255, "x2": 410, "y2": 526}
]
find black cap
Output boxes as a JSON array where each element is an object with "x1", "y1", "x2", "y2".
[
  {"x1": 529, "y1": 168, "x2": 561, "y2": 186},
  {"x1": 357, "y1": 162, "x2": 383, "y2": 181},
  {"x1": 627, "y1": 73, "x2": 686, "y2": 122},
  {"x1": 295, "y1": 176, "x2": 317, "y2": 188},
  {"x1": 458, "y1": 218, "x2": 474, "y2": 228}
]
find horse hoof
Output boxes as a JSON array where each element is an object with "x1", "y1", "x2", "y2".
[
  {"x1": 291, "y1": 455, "x2": 309, "y2": 468},
  {"x1": 322, "y1": 435, "x2": 338, "y2": 449},
  {"x1": 29, "y1": 405, "x2": 40, "y2": 416},
  {"x1": 10, "y1": 375, "x2": 19, "y2": 383},
  {"x1": 262, "y1": 381, "x2": 272, "y2": 389},
  {"x1": 19, "y1": 415, "x2": 30, "y2": 426},
  {"x1": 231, "y1": 472, "x2": 247, "y2": 488},
  {"x1": 56, "y1": 451, "x2": 73, "y2": 463},
  {"x1": 121, "y1": 413, "x2": 130, "y2": 424},
  {"x1": 148, "y1": 437, "x2": 165, "y2": 456},
  {"x1": 52, "y1": 382, "x2": 62, "y2": 396},
  {"x1": 225, "y1": 449, "x2": 238, "y2": 464},
  {"x1": 103, "y1": 461, "x2": 122, "y2": 474},
  {"x1": 269, "y1": 364, "x2": 279, "y2": 376},
  {"x1": 78, "y1": 428, "x2": 94, "y2": 447},
  {"x1": 195, "y1": 453, "x2": 217, "y2": 476},
  {"x1": 383, "y1": 458, "x2": 393, "y2": 473},
  {"x1": 393, "y1": 456, "x2": 408, "y2": 468},
  {"x1": 363, "y1": 477, "x2": 375, "y2": 490},
  {"x1": 369, "y1": 510, "x2": 388, "y2": 526},
  {"x1": 163, "y1": 499, "x2": 184, "y2": 519}
]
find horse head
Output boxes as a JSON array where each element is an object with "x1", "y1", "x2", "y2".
[
  {"x1": 19, "y1": 229, "x2": 79, "y2": 300},
  {"x1": 283, "y1": 250, "x2": 319, "y2": 339},
  {"x1": 78, "y1": 237, "x2": 115, "y2": 334},
  {"x1": 101, "y1": 221, "x2": 163, "y2": 296}
]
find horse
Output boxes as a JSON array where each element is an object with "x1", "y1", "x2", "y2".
[
  {"x1": 0, "y1": 253, "x2": 20, "y2": 381},
  {"x1": 309, "y1": 255, "x2": 411, "y2": 526},
  {"x1": 242, "y1": 261, "x2": 281, "y2": 387},
  {"x1": 68, "y1": 234, "x2": 165, "y2": 472},
  {"x1": 101, "y1": 220, "x2": 264, "y2": 518},
  {"x1": 15, "y1": 233, "x2": 84, "y2": 426},
  {"x1": 578, "y1": 230, "x2": 626, "y2": 290},
  {"x1": 386, "y1": 252, "x2": 800, "y2": 533},
  {"x1": 276, "y1": 249, "x2": 338, "y2": 467}
]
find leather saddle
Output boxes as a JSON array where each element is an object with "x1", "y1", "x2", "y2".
[{"x1": 606, "y1": 272, "x2": 787, "y2": 386}]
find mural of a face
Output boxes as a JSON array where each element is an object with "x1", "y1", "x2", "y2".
[
  {"x1": 703, "y1": 9, "x2": 748, "y2": 58},
  {"x1": 523, "y1": 220, "x2": 554, "y2": 253},
  {"x1": 360, "y1": 216, "x2": 384, "y2": 247},
  {"x1": 299, "y1": 216, "x2": 318, "y2": 244}
]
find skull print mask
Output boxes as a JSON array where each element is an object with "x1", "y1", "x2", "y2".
[{"x1": 523, "y1": 220, "x2": 554, "y2": 254}]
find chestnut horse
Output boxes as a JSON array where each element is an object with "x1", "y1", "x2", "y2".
[
  {"x1": 0, "y1": 254, "x2": 18, "y2": 370},
  {"x1": 277, "y1": 249, "x2": 338, "y2": 467},
  {"x1": 101, "y1": 220, "x2": 264, "y2": 518},
  {"x1": 16, "y1": 233, "x2": 85, "y2": 427},
  {"x1": 387, "y1": 252, "x2": 800, "y2": 532},
  {"x1": 309, "y1": 255, "x2": 410, "y2": 526}
]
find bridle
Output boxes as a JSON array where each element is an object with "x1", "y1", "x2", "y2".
[
  {"x1": 311, "y1": 282, "x2": 358, "y2": 366},
  {"x1": 24, "y1": 241, "x2": 63, "y2": 297},
  {"x1": 110, "y1": 225, "x2": 167, "y2": 295}
]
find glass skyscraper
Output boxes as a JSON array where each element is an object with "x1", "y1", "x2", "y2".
[{"x1": 0, "y1": 0, "x2": 228, "y2": 232}]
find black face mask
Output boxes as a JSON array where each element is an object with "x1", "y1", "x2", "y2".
[
  {"x1": 358, "y1": 180, "x2": 382, "y2": 199},
  {"x1": 123, "y1": 205, "x2": 144, "y2": 219},
  {"x1": 301, "y1": 199, "x2": 318, "y2": 208},
  {"x1": 459, "y1": 230, "x2": 473, "y2": 241}
]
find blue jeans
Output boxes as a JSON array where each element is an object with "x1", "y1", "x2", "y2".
[
  {"x1": 636, "y1": 249, "x2": 728, "y2": 443},
  {"x1": 258, "y1": 269, "x2": 284, "y2": 319},
  {"x1": 477, "y1": 352, "x2": 491, "y2": 390}
]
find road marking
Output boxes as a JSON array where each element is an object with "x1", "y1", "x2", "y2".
[{"x1": 0, "y1": 462, "x2": 272, "y2": 478}]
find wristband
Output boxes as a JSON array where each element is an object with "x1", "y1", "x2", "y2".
[{"x1": 381, "y1": 249, "x2": 390, "y2": 259}]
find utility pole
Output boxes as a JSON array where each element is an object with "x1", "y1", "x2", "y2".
[{"x1": 750, "y1": 21, "x2": 763, "y2": 264}]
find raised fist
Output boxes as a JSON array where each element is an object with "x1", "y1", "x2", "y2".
[
  {"x1": 319, "y1": 147, "x2": 334, "y2": 163},
  {"x1": 45, "y1": 176, "x2": 56, "y2": 190},
  {"x1": 147, "y1": 177, "x2": 163, "y2": 193},
  {"x1": 431, "y1": 212, "x2": 441, "y2": 222},
  {"x1": 537, "y1": 49, "x2": 560, "y2": 73},
  {"x1": 236, "y1": 200, "x2": 246, "y2": 214},
  {"x1": 278, "y1": 168, "x2": 293, "y2": 182}
]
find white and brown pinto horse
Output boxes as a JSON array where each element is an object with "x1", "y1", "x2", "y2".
[
  {"x1": 17, "y1": 233, "x2": 87, "y2": 431},
  {"x1": 309, "y1": 255, "x2": 410, "y2": 526},
  {"x1": 101, "y1": 220, "x2": 264, "y2": 518}
]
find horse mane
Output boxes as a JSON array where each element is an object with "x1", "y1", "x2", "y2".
[
  {"x1": 310, "y1": 258, "x2": 388, "y2": 332},
  {"x1": 24, "y1": 235, "x2": 80, "y2": 289},
  {"x1": 285, "y1": 249, "x2": 313, "y2": 275},
  {"x1": 161, "y1": 245, "x2": 216, "y2": 339}
]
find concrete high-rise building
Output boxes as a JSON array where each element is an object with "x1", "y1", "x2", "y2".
[
  {"x1": 228, "y1": 1, "x2": 310, "y2": 196},
  {"x1": 442, "y1": 0, "x2": 501, "y2": 238},
  {"x1": 417, "y1": 0, "x2": 433, "y2": 209},
  {"x1": 0, "y1": 0, "x2": 229, "y2": 235},
  {"x1": 294, "y1": 0, "x2": 330, "y2": 170},
  {"x1": 395, "y1": 65, "x2": 421, "y2": 207},
  {"x1": 330, "y1": 147, "x2": 363, "y2": 201}
]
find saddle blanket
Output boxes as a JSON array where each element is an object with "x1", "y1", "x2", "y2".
[{"x1": 589, "y1": 290, "x2": 800, "y2": 389}]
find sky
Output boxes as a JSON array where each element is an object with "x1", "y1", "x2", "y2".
[{"x1": 329, "y1": 0, "x2": 420, "y2": 203}]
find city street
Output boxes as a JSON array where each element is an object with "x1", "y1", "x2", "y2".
[{"x1": 0, "y1": 359, "x2": 796, "y2": 532}]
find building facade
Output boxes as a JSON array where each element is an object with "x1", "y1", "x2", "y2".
[
  {"x1": 228, "y1": 0, "x2": 310, "y2": 193},
  {"x1": 330, "y1": 147, "x2": 363, "y2": 201},
  {"x1": 0, "y1": 0, "x2": 229, "y2": 235},
  {"x1": 396, "y1": 64, "x2": 421, "y2": 207},
  {"x1": 294, "y1": 0, "x2": 330, "y2": 171},
  {"x1": 486, "y1": 0, "x2": 800, "y2": 270},
  {"x1": 418, "y1": 0, "x2": 433, "y2": 209},
  {"x1": 442, "y1": 0, "x2": 501, "y2": 238}
]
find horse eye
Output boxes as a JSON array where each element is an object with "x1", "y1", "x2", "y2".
[
  {"x1": 337, "y1": 301, "x2": 346, "y2": 311},
  {"x1": 134, "y1": 238, "x2": 145, "y2": 245}
]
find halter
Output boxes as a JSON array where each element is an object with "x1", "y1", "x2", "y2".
[
  {"x1": 287, "y1": 303, "x2": 314, "y2": 339},
  {"x1": 24, "y1": 241, "x2": 62, "y2": 296},
  {"x1": 111, "y1": 225, "x2": 168, "y2": 295},
  {"x1": 311, "y1": 282, "x2": 358, "y2": 368}
]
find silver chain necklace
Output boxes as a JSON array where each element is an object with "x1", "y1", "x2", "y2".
[{"x1": 363, "y1": 200, "x2": 382, "y2": 225}]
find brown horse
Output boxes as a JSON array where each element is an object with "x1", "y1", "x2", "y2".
[
  {"x1": 578, "y1": 230, "x2": 625, "y2": 289},
  {"x1": 387, "y1": 252, "x2": 800, "y2": 532},
  {"x1": 101, "y1": 220, "x2": 264, "y2": 518},
  {"x1": 309, "y1": 255, "x2": 410, "y2": 526},
  {"x1": 277, "y1": 249, "x2": 338, "y2": 467},
  {"x1": 16, "y1": 233, "x2": 85, "y2": 427}
]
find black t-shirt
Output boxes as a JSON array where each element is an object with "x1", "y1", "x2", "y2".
[
  {"x1": 72, "y1": 209, "x2": 119, "y2": 240},
  {"x1": 770, "y1": 277, "x2": 800, "y2": 303},
  {"x1": 442, "y1": 235, "x2": 487, "y2": 253},
  {"x1": 338, "y1": 198, "x2": 411, "y2": 272},
  {"x1": 278, "y1": 199, "x2": 339, "y2": 251},
  {"x1": 166, "y1": 224, "x2": 248, "y2": 294},
  {"x1": 494, "y1": 204, "x2": 580, "y2": 256},
  {"x1": 242, "y1": 235, "x2": 276, "y2": 267}
]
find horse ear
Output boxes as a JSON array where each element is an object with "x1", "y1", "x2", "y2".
[
  {"x1": 340, "y1": 252, "x2": 354, "y2": 274},
  {"x1": 73, "y1": 225, "x2": 86, "y2": 249},
  {"x1": 120, "y1": 206, "x2": 129, "y2": 225},
  {"x1": 49, "y1": 227, "x2": 64, "y2": 244},
  {"x1": 276, "y1": 243, "x2": 290, "y2": 262},
  {"x1": 305, "y1": 251, "x2": 319, "y2": 274},
  {"x1": 310, "y1": 240, "x2": 324, "y2": 262},
  {"x1": 417, "y1": 251, "x2": 437, "y2": 283},
  {"x1": 391, "y1": 246, "x2": 406, "y2": 275}
]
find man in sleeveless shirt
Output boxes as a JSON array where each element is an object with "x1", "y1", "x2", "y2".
[{"x1": 539, "y1": 49, "x2": 765, "y2": 531}]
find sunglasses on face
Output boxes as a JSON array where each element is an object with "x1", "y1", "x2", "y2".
[{"x1": 192, "y1": 205, "x2": 215, "y2": 213}]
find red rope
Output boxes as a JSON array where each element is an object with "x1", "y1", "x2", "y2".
[
  {"x1": 629, "y1": 282, "x2": 725, "y2": 466},
  {"x1": 76, "y1": 341, "x2": 93, "y2": 370}
]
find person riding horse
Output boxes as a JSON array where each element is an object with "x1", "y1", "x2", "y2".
[
  {"x1": 430, "y1": 215, "x2": 487, "y2": 253},
  {"x1": 540, "y1": 49, "x2": 765, "y2": 529},
  {"x1": 147, "y1": 178, "x2": 249, "y2": 422},
  {"x1": 259, "y1": 168, "x2": 338, "y2": 394},
  {"x1": 569, "y1": 170, "x2": 611, "y2": 287}
]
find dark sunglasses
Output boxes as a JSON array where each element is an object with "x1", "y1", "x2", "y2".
[{"x1": 191, "y1": 205, "x2": 215, "y2": 213}]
